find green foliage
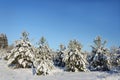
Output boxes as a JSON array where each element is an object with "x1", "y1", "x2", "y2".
[
  {"x1": 21, "y1": 31, "x2": 29, "y2": 41},
  {"x1": 64, "y1": 50, "x2": 88, "y2": 72},
  {"x1": 38, "y1": 36, "x2": 47, "y2": 47},
  {"x1": 92, "y1": 36, "x2": 107, "y2": 50},
  {"x1": 68, "y1": 39, "x2": 82, "y2": 51}
]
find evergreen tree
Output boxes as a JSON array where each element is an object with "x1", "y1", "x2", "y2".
[
  {"x1": 54, "y1": 44, "x2": 66, "y2": 67},
  {"x1": 33, "y1": 37, "x2": 54, "y2": 75},
  {"x1": 63, "y1": 40, "x2": 88, "y2": 72},
  {"x1": 7, "y1": 31, "x2": 35, "y2": 68},
  {"x1": 88, "y1": 36, "x2": 110, "y2": 71}
]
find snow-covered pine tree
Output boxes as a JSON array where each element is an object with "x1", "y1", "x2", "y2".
[
  {"x1": 7, "y1": 31, "x2": 35, "y2": 68},
  {"x1": 54, "y1": 44, "x2": 66, "y2": 67},
  {"x1": 63, "y1": 40, "x2": 88, "y2": 72},
  {"x1": 88, "y1": 36, "x2": 110, "y2": 71},
  {"x1": 33, "y1": 36, "x2": 54, "y2": 75}
]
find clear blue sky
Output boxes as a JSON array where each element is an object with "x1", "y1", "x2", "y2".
[{"x1": 0, "y1": 0, "x2": 120, "y2": 51}]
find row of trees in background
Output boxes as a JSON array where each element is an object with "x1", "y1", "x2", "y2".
[{"x1": 1, "y1": 31, "x2": 120, "y2": 75}]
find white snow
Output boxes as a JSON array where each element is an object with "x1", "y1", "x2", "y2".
[{"x1": 0, "y1": 59, "x2": 120, "y2": 80}]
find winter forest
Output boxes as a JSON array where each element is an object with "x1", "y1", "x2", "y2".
[
  {"x1": 0, "y1": 31, "x2": 120, "y2": 80},
  {"x1": 0, "y1": 0, "x2": 120, "y2": 79}
]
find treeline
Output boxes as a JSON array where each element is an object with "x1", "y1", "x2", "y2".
[{"x1": 1, "y1": 31, "x2": 120, "y2": 75}]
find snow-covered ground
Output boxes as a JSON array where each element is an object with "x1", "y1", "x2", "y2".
[{"x1": 0, "y1": 59, "x2": 120, "y2": 80}]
